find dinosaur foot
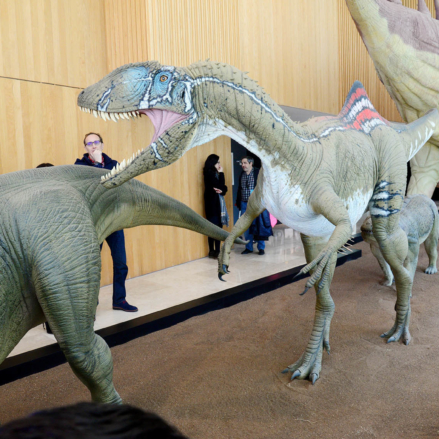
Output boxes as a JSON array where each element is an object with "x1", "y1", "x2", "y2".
[
  {"x1": 380, "y1": 306, "x2": 411, "y2": 345},
  {"x1": 425, "y1": 265, "x2": 437, "y2": 275},
  {"x1": 281, "y1": 339, "x2": 330, "y2": 385}
]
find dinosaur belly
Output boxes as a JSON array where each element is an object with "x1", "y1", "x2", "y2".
[{"x1": 263, "y1": 181, "x2": 372, "y2": 238}]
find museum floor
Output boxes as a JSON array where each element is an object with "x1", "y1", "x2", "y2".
[{"x1": 1, "y1": 241, "x2": 438, "y2": 438}]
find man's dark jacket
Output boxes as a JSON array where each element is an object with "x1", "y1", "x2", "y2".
[{"x1": 75, "y1": 153, "x2": 118, "y2": 170}]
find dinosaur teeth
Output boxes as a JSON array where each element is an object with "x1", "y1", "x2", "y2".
[
  {"x1": 109, "y1": 113, "x2": 118, "y2": 122},
  {"x1": 93, "y1": 110, "x2": 98, "y2": 118}
]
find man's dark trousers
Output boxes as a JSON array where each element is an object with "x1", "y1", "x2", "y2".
[{"x1": 101, "y1": 231, "x2": 128, "y2": 305}]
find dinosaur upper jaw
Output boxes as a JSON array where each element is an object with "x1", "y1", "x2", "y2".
[{"x1": 78, "y1": 106, "x2": 193, "y2": 188}]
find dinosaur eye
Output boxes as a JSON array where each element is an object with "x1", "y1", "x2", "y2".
[{"x1": 160, "y1": 75, "x2": 168, "y2": 82}]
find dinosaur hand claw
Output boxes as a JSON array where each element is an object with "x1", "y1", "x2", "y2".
[{"x1": 218, "y1": 264, "x2": 229, "y2": 281}]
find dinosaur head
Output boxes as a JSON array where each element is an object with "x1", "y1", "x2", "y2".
[{"x1": 78, "y1": 61, "x2": 202, "y2": 187}]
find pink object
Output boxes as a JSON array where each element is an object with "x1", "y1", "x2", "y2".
[
  {"x1": 269, "y1": 213, "x2": 277, "y2": 227},
  {"x1": 140, "y1": 109, "x2": 189, "y2": 143}
]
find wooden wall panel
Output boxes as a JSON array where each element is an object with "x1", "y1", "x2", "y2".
[
  {"x1": 338, "y1": 0, "x2": 436, "y2": 122},
  {"x1": 0, "y1": 0, "x2": 107, "y2": 87},
  {"x1": 238, "y1": 0, "x2": 341, "y2": 114}
]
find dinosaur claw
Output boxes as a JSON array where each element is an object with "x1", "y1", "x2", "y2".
[
  {"x1": 299, "y1": 286, "x2": 310, "y2": 296},
  {"x1": 387, "y1": 336, "x2": 396, "y2": 343},
  {"x1": 222, "y1": 264, "x2": 230, "y2": 274},
  {"x1": 281, "y1": 368, "x2": 289, "y2": 374},
  {"x1": 310, "y1": 373, "x2": 318, "y2": 385},
  {"x1": 291, "y1": 370, "x2": 301, "y2": 380},
  {"x1": 218, "y1": 273, "x2": 226, "y2": 282}
]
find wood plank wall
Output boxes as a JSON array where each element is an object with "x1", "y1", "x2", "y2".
[{"x1": 1, "y1": 0, "x2": 423, "y2": 286}]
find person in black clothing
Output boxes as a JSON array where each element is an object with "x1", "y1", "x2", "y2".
[
  {"x1": 74, "y1": 132, "x2": 137, "y2": 313},
  {"x1": 203, "y1": 154, "x2": 228, "y2": 258}
]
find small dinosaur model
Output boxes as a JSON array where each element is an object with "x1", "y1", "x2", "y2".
[
  {"x1": 78, "y1": 61, "x2": 438, "y2": 384},
  {"x1": 0, "y1": 165, "x2": 245, "y2": 403},
  {"x1": 361, "y1": 194, "x2": 438, "y2": 288},
  {"x1": 345, "y1": 0, "x2": 439, "y2": 197}
]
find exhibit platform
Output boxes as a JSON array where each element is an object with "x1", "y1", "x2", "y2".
[{"x1": 0, "y1": 224, "x2": 362, "y2": 385}]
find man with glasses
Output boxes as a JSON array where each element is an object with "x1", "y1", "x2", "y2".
[
  {"x1": 74, "y1": 132, "x2": 138, "y2": 312},
  {"x1": 236, "y1": 156, "x2": 271, "y2": 255}
]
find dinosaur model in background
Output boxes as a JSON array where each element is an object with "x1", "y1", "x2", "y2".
[
  {"x1": 78, "y1": 60, "x2": 438, "y2": 384},
  {"x1": 0, "y1": 165, "x2": 245, "y2": 403},
  {"x1": 361, "y1": 195, "x2": 438, "y2": 293},
  {"x1": 346, "y1": 0, "x2": 439, "y2": 197}
]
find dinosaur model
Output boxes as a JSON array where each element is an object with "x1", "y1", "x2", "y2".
[
  {"x1": 78, "y1": 61, "x2": 438, "y2": 384},
  {"x1": 345, "y1": 0, "x2": 439, "y2": 197},
  {"x1": 0, "y1": 165, "x2": 245, "y2": 403},
  {"x1": 361, "y1": 194, "x2": 438, "y2": 289}
]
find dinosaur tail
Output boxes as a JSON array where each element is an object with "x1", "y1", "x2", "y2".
[
  {"x1": 393, "y1": 109, "x2": 439, "y2": 161},
  {"x1": 130, "y1": 181, "x2": 246, "y2": 245}
]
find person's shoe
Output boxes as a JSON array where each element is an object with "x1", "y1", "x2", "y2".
[
  {"x1": 213, "y1": 251, "x2": 220, "y2": 258},
  {"x1": 258, "y1": 249, "x2": 265, "y2": 255},
  {"x1": 113, "y1": 301, "x2": 138, "y2": 312},
  {"x1": 241, "y1": 249, "x2": 253, "y2": 254},
  {"x1": 208, "y1": 250, "x2": 216, "y2": 258}
]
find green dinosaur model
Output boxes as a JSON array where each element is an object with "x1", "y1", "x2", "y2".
[
  {"x1": 361, "y1": 195, "x2": 438, "y2": 291},
  {"x1": 345, "y1": 0, "x2": 439, "y2": 197},
  {"x1": 78, "y1": 61, "x2": 438, "y2": 384},
  {"x1": 0, "y1": 165, "x2": 245, "y2": 403}
]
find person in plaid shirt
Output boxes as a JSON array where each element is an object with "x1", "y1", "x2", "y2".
[{"x1": 235, "y1": 156, "x2": 266, "y2": 255}]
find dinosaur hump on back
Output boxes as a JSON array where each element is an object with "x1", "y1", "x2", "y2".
[{"x1": 338, "y1": 81, "x2": 390, "y2": 134}]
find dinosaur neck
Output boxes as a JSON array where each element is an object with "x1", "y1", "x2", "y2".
[
  {"x1": 187, "y1": 62, "x2": 312, "y2": 171},
  {"x1": 345, "y1": 0, "x2": 391, "y2": 52}
]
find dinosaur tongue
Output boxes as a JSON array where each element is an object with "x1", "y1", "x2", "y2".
[{"x1": 140, "y1": 109, "x2": 188, "y2": 144}]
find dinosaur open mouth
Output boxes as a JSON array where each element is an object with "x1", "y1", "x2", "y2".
[
  {"x1": 78, "y1": 106, "x2": 190, "y2": 183},
  {"x1": 138, "y1": 109, "x2": 189, "y2": 144}
]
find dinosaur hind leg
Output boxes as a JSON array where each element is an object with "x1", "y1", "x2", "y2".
[
  {"x1": 370, "y1": 161, "x2": 413, "y2": 345},
  {"x1": 34, "y1": 229, "x2": 122, "y2": 404},
  {"x1": 424, "y1": 210, "x2": 439, "y2": 274},
  {"x1": 282, "y1": 234, "x2": 336, "y2": 384}
]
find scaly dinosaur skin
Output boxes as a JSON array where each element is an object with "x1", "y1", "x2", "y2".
[
  {"x1": 361, "y1": 195, "x2": 438, "y2": 291},
  {"x1": 79, "y1": 61, "x2": 439, "y2": 383},
  {"x1": 345, "y1": 0, "x2": 439, "y2": 197},
  {"x1": 0, "y1": 165, "x2": 245, "y2": 403}
]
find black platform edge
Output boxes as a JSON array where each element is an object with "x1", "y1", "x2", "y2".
[{"x1": 0, "y1": 239, "x2": 363, "y2": 386}]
